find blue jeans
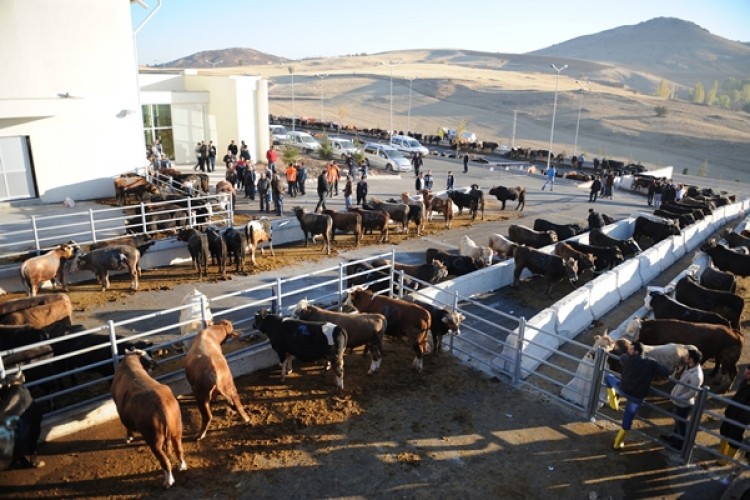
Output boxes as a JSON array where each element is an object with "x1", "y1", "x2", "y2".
[{"x1": 605, "y1": 374, "x2": 643, "y2": 431}]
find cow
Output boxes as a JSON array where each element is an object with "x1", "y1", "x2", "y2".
[
  {"x1": 661, "y1": 201, "x2": 705, "y2": 221},
  {"x1": 696, "y1": 263, "x2": 737, "y2": 294},
  {"x1": 673, "y1": 276, "x2": 743, "y2": 329},
  {"x1": 177, "y1": 228, "x2": 208, "y2": 279},
  {"x1": 448, "y1": 185, "x2": 484, "y2": 222},
  {"x1": 406, "y1": 298, "x2": 465, "y2": 355},
  {"x1": 371, "y1": 258, "x2": 448, "y2": 290},
  {"x1": 0, "y1": 373, "x2": 44, "y2": 469},
  {"x1": 90, "y1": 234, "x2": 155, "y2": 258},
  {"x1": 653, "y1": 209, "x2": 695, "y2": 229},
  {"x1": 700, "y1": 240, "x2": 750, "y2": 277},
  {"x1": 554, "y1": 242, "x2": 596, "y2": 274},
  {"x1": 566, "y1": 241, "x2": 624, "y2": 271},
  {"x1": 629, "y1": 318, "x2": 743, "y2": 381},
  {"x1": 606, "y1": 338, "x2": 695, "y2": 379},
  {"x1": 725, "y1": 230, "x2": 750, "y2": 250},
  {"x1": 185, "y1": 320, "x2": 250, "y2": 440},
  {"x1": 348, "y1": 208, "x2": 389, "y2": 243},
  {"x1": 366, "y1": 199, "x2": 410, "y2": 233},
  {"x1": 245, "y1": 217, "x2": 275, "y2": 265},
  {"x1": 645, "y1": 289, "x2": 732, "y2": 328},
  {"x1": 508, "y1": 224, "x2": 558, "y2": 249},
  {"x1": 487, "y1": 233, "x2": 518, "y2": 260},
  {"x1": 489, "y1": 186, "x2": 526, "y2": 211},
  {"x1": 420, "y1": 190, "x2": 454, "y2": 229},
  {"x1": 589, "y1": 228, "x2": 642, "y2": 258},
  {"x1": 112, "y1": 349, "x2": 186, "y2": 488},
  {"x1": 19, "y1": 243, "x2": 76, "y2": 297},
  {"x1": 322, "y1": 210, "x2": 363, "y2": 246},
  {"x1": 71, "y1": 245, "x2": 140, "y2": 292},
  {"x1": 292, "y1": 299, "x2": 385, "y2": 375},
  {"x1": 513, "y1": 245, "x2": 579, "y2": 296},
  {"x1": 633, "y1": 216, "x2": 681, "y2": 245},
  {"x1": 293, "y1": 207, "x2": 333, "y2": 255},
  {"x1": 343, "y1": 288, "x2": 432, "y2": 372},
  {"x1": 114, "y1": 176, "x2": 159, "y2": 206},
  {"x1": 206, "y1": 227, "x2": 227, "y2": 279},
  {"x1": 252, "y1": 309, "x2": 347, "y2": 390},
  {"x1": 458, "y1": 235, "x2": 493, "y2": 266},
  {"x1": 0, "y1": 294, "x2": 72, "y2": 329},
  {"x1": 222, "y1": 227, "x2": 247, "y2": 274},
  {"x1": 425, "y1": 248, "x2": 486, "y2": 276},
  {"x1": 533, "y1": 219, "x2": 585, "y2": 241}
]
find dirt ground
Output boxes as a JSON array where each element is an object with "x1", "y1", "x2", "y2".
[{"x1": 1, "y1": 207, "x2": 748, "y2": 498}]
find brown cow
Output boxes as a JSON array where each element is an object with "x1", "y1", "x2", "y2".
[
  {"x1": 111, "y1": 349, "x2": 186, "y2": 488},
  {"x1": 185, "y1": 320, "x2": 250, "y2": 440},
  {"x1": 322, "y1": 209, "x2": 363, "y2": 246},
  {"x1": 114, "y1": 176, "x2": 159, "y2": 206},
  {"x1": 0, "y1": 294, "x2": 72, "y2": 329},
  {"x1": 245, "y1": 217, "x2": 274, "y2": 265},
  {"x1": 19, "y1": 243, "x2": 76, "y2": 297},
  {"x1": 348, "y1": 207, "x2": 389, "y2": 243},
  {"x1": 421, "y1": 190, "x2": 454, "y2": 229},
  {"x1": 344, "y1": 288, "x2": 432, "y2": 372},
  {"x1": 554, "y1": 242, "x2": 596, "y2": 274}
]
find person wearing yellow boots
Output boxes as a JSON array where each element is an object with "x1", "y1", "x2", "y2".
[
  {"x1": 604, "y1": 340, "x2": 670, "y2": 450},
  {"x1": 718, "y1": 366, "x2": 750, "y2": 465}
]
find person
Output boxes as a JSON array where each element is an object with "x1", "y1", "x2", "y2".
[
  {"x1": 604, "y1": 340, "x2": 669, "y2": 450},
  {"x1": 266, "y1": 147, "x2": 278, "y2": 174},
  {"x1": 150, "y1": 139, "x2": 162, "y2": 170},
  {"x1": 653, "y1": 178, "x2": 664, "y2": 208},
  {"x1": 297, "y1": 161, "x2": 308, "y2": 196},
  {"x1": 647, "y1": 178, "x2": 657, "y2": 206},
  {"x1": 271, "y1": 173, "x2": 284, "y2": 216},
  {"x1": 315, "y1": 171, "x2": 329, "y2": 212},
  {"x1": 541, "y1": 165, "x2": 556, "y2": 191},
  {"x1": 257, "y1": 172, "x2": 270, "y2": 213},
  {"x1": 207, "y1": 141, "x2": 217, "y2": 172},
  {"x1": 194, "y1": 141, "x2": 202, "y2": 171},
  {"x1": 159, "y1": 154, "x2": 171, "y2": 170},
  {"x1": 223, "y1": 151, "x2": 233, "y2": 170},
  {"x1": 463, "y1": 153, "x2": 469, "y2": 173},
  {"x1": 359, "y1": 160, "x2": 368, "y2": 179},
  {"x1": 675, "y1": 184, "x2": 686, "y2": 202},
  {"x1": 446, "y1": 171, "x2": 454, "y2": 192},
  {"x1": 663, "y1": 348, "x2": 703, "y2": 449},
  {"x1": 588, "y1": 208, "x2": 605, "y2": 230},
  {"x1": 412, "y1": 152, "x2": 423, "y2": 177},
  {"x1": 345, "y1": 153, "x2": 356, "y2": 178},
  {"x1": 198, "y1": 140, "x2": 209, "y2": 172},
  {"x1": 589, "y1": 176, "x2": 602, "y2": 202},
  {"x1": 285, "y1": 163, "x2": 298, "y2": 197},
  {"x1": 424, "y1": 170, "x2": 434, "y2": 190},
  {"x1": 718, "y1": 366, "x2": 750, "y2": 464},
  {"x1": 578, "y1": 154, "x2": 585, "y2": 168},
  {"x1": 343, "y1": 175, "x2": 353, "y2": 210},
  {"x1": 235, "y1": 157, "x2": 248, "y2": 190},
  {"x1": 227, "y1": 140, "x2": 238, "y2": 161},
  {"x1": 415, "y1": 172, "x2": 425, "y2": 192},
  {"x1": 240, "y1": 140, "x2": 251, "y2": 162},
  {"x1": 604, "y1": 171, "x2": 615, "y2": 199},
  {"x1": 326, "y1": 161, "x2": 340, "y2": 197},
  {"x1": 244, "y1": 164, "x2": 257, "y2": 200},
  {"x1": 356, "y1": 175, "x2": 368, "y2": 206}
]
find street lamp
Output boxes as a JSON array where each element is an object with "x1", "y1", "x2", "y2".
[
  {"x1": 573, "y1": 80, "x2": 589, "y2": 158},
  {"x1": 405, "y1": 77, "x2": 415, "y2": 133},
  {"x1": 288, "y1": 66, "x2": 296, "y2": 132},
  {"x1": 388, "y1": 60, "x2": 400, "y2": 136},
  {"x1": 315, "y1": 73, "x2": 328, "y2": 124},
  {"x1": 511, "y1": 109, "x2": 519, "y2": 150},
  {"x1": 546, "y1": 64, "x2": 568, "y2": 170}
]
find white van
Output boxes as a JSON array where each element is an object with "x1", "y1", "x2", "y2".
[
  {"x1": 328, "y1": 137, "x2": 360, "y2": 159},
  {"x1": 362, "y1": 143, "x2": 412, "y2": 172},
  {"x1": 269, "y1": 125, "x2": 288, "y2": 145},
  {"x1": 390, "y1": 135, "x2": 429, "y2": 156},
  {"x1": 286, "y1": 131, "x2": 321, "y2": 153}
]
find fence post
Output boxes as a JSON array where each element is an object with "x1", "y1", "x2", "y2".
[
  {"x1": 89, "y1": 208, "x2": 98, "y2": 243},
  {"x1": 389, "y1": 247, "x2": 396, "y2": 297},
  {"x1": 337, "y1": 261, "x2": 345, "y2": 310},
  {"x1": 187, "y1": 197, "x2": 194, "y2": 227},
  {"x1": 585, "y1": 348, "x2": 607, "y2": 420},
  {"x1": 106, "y1": 320, "x2": 119, "y2": 376},
  {"x1": 139, "y1": 203, "x2": 147, "y2": 234},
  {"x1": 199, "y1": 293, "x2": 209, "y2": 326},
  {"x1": 512, "y1": 317, "x2": 525, "y2": 386},
  {"x1": 0, "y1": 355, "x2": 5, "y2": 379},
  {"x1": 31, "y1": 215, "x2": 41, "y2": 253},
  {"x1": 447, "y1": 290, "x2": 460, "y2": 355},
  {"x1": 274, "y1": 277, "x2": 283, "y2": 314},
  {"x1": 682, "y1": 385, "x2": 710, "y2": 465}
]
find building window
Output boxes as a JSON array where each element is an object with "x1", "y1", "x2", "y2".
[{"x1": 142, "y1": 104, "x2": 174, "y2": 159}]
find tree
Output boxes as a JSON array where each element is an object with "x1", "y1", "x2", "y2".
[
  {"x1": 282, "y1": 143, "x2": 300, "y2": 165},
  {"x1": 691, "y1": 81, "x2": 705, "y2": 104},
  {"x1": 654, "y1": 106, "x2": 668, "y2": 117},
  {"x1": 698, "y1": 160, "x2": 709, "y2": 177},
  {"x1": 317, "y1": 134, "x2": 334, "y2": 161},
  {"x1": 655, "y1": 79, "x2": 671, "y2": 98},
  {"x1": 454, "y1": 119, "x2": 467, "y2": 154},
  {"x1": 706, "y1": 80, "x2": 719, "y2": 107}
]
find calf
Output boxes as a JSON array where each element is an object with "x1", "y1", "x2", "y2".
[
  {"x1": 0, "y1": 293, "x2": 72, "y2": 329},
  {"x1": 72, "y1": 245, "x2": 140, "y2": 291},
  {"x1": 653, "y1": 209, "x2": 695, "y2": 229},
  {"x1": 292, "y1": 299, "x2": 385, "y2": 375},
  {"x1": 245, "y1": 217, "x2": 275, "y2": 265},
  {"x1": 698, "y1": 263, "x2": 737, "y2": 293},
  {"x1": 645, "y1": 289, "x2": 731, "y2": 327},
  {"x1": 589, "y1": 228, "x2": 641, "y2": 258},
  {"x1": 567, "y1": 241, "x2": 624, "y2": 271},
  {"x1": 206, "y1": 227, "x2": 227, "y2": 279},
  {"x1": 458, "y1": 235, "x2": 493, "y2": 266},
  {"x1": 185, "y1": 320, "x2": 250, "y2": 440},
  {"x1": 253, "y1": 310, "x2": 347, "y2": 390},
  {"x1": 344, "y1": 288, "x2": 432, "y2": 372},
  {"x1": 674, "y1": 276, "x2": 743, "y2": 329},
  {"x1": 111, "y1": 349, "x2": 186, "y2": 488},
  {"x1": 554, "y1": 242, "x2": 596, "y2": 274},
  {"x1": 508, "y1": 224, "x2": 558, "y2": 249},
  {"x1": 633, "y1": 216, "x2": 681, "y2": 245},
  {"x1": 701, "y1": 240, "x2": 750, "y2": 277},
  {"x1": 725, "y1": 230, "x2": 750, "y2": 250},
  {"x1": 90, "y1": 234, "x2": 155, "y2": 258},
  {"x1": 488, "y1": 233, "x2": 518, "y2": 259},
  {"x1": 448, "y1": 185, "x2": 484, "y2": 222},
  {"x1": 322, "y1": 210, "x2": 363, "y2": 246},
  {"x1": 19, "y1": 243, "x2": 76, "y2": 296},
  {"x1": 407, "y1": 298, "x2": 465, "y2": 354},
  {"x1": 366, "y1": 199, "x2": 410, "y2": 233},
  {"x1": 533, "y1": 219, "x2": 584, "y2": 241},
  {"x1": 177, "y1": 228, "x2": 208, "y2": 279},
  {"x1": 0, "y1": 373, "x2": 44, "y2": 469},
  {"x1": 293, "y1": 206, "x2": 333, "y2": 255},
  {"x1": 513, "y1": 245, "x2": 578, "y2": 295},
  {"x1": 425, "y1": 248, "x2": 486, "y2": 276},
  {"x1": 371, "y1": 258, "x2": 448, "y2": 289},
  {"x1": 421, "y1": 190, "x2": 453, "y2": 229},
  {"x1": 606, "y1": 338, "x2": 694, "y2": 378},
  {"x1": 489, "y1": 185, "x2": 526, "y2": 211},
  {"x1": 114, "y1": 176, "x2": 159, "y2": 206},
  {"x1": 348, "y1": 207, "x2": 389, "y2": 243},
  {"x1": 223, "y1": 227, "x2": 247, "y2": 273}
]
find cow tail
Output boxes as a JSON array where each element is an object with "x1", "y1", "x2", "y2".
[{"x1": 19, "y1": 263, "x2": 30, "y2": 293}]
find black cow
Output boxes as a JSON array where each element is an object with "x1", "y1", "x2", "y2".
[
  {"x1": 699, "y1": 264, "x2": 737, "y2": 294},
  {"x1": 633, "y1": 216, "x2": 680, "y2": 245},
  {"x1": 513, "y1": 245, "x2": 579, "y2": 295},
  {"x1": 646, "y1": 289, "x2": 731, "y2": 327},
  {"x1": 660, "y1": 201, "x2": 705, "y2": 221},
  {"x1": 589, "y1": 229, "x2": 641, "y2": 258},
  {"x1": 253, "y1": 309, "x2": 347, "y2": 390},
  {"x1": 674, "y1": 276, "x2": 743, "y2": 329},
  {"x1": 448, "y1": 185, "x2": 484, "y2": 222},
  {"x1": 725, "y1": 231, "x2": 750, "y2": 250},
  {"x1": 425, "y1": 248, "x2": 486, "y2": 276},
  {"x1": 0, "y1": 374, "x2": 44, "y2": 469},
  {"x1": 206, "y1": 227, "x2": 227, "y2": 279},
  {"x1": 567, "y1": 241, "x2": 624, "y2": 271},
  {"x1": 533, "y1": 219, "x2": 584, "y2": 241},
  {"x1": 293, "y1": 207, "x2": 333, "y2": 254},
  {"x1": 508, "y1": 224, "x2": 557, "y2": 249},
  {"x1": 177, "y1": 228, "x2": 209, "y2": 279},
  {"x1": 700, "y1": 240, "x2": 750, "y2": 277},
  {"x1": 489, "y1": 186, "x2": 526, "y2": 211},
  {"x1": 653, "y1": 209, "x2": 695, "y2": 229},
  {"x1": 222, "y1": 227, "x2": 247, "y2": 274}
]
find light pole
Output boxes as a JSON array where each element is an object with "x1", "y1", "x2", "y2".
[
  {"x1": 388, "y1": 60, "x2": 400, "y2": 136},
  {"x1": 573, "y1": 80, "x2": 588, "y2": 158},
  {"x1": 316, "y1": 73, "x2": 328, "y2": 125},
  {"x1": 546, "y1": 64, "x2": 567, "y2": 170},
  {"x1": 511, "y1": 109, "x2": 519, "y2": 150},
  {"x1": 405, "y1": 77, "x2": 415, "y2": 133},
  {"x1": 288, "y1": 66, "x2": 296, "y2": 131}
]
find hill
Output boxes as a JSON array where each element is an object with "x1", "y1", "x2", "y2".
[{"x1": 162, "y1": 47, "x2": 287, "y2": 68}]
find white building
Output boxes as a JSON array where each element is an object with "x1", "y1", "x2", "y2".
[{"x1": 0, "y1": 0, "x2": 269, "y2": 204}]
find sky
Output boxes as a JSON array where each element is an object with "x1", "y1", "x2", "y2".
[{"x1": 131, "y1": 0, "x2": 750, "y2": 65}]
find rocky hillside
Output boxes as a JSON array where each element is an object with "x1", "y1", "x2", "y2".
[{"x1": 162, "y1": 47, "x2": 287, "y2": 68}]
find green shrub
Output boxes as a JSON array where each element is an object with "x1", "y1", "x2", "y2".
[
  {"x1": 317, "y1": 134, "x2": 334, "y2": 160},
  {"x1": 654, "y1": 106, "x2": 668, "y2": 117},
  {"x1": 281, "y1": 143, "x2": 300, "y2": 165}
]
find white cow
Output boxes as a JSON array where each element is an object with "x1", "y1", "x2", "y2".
[
  {"x1": 488, "y1": 233, "x2": 518, "y2": 259},
  {"x1": 458, "y1": 235, "x2": 493, "y2": 266}
]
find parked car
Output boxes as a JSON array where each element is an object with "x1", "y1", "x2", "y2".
[
  {"x1": 328, "y1": 137, "x2": 360, "y2": 159},
  {"x1": 286, "y1": 131, "x2": 321, "y2": 153},
  {"x1": 362, "y1": 143, "x2": 412, "y2": 172},
  {"x1": 269, "y1": 125, "x2": 288, "y2": 145},
  {"x1": 389, "y1": 135, "x2": 429, "y2": 156}
]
